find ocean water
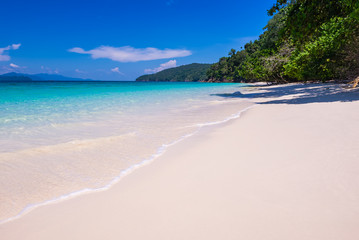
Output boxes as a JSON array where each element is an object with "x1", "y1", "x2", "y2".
[{"x1": 0, "y1": 81, "x2": 252, "y2": 223}]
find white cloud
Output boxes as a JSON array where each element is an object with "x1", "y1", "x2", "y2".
[
  {"x1": 144, "y1": 60, "x2": 177, "y2": 74},
  {"x1": 11, "y1": 44, "x2": 21, "y2": 50},
  {"x1": 9, "y1": 63, "x2": 20, "y2": 68},
  {"x1": 0, "y1": 55, "x2": 10, "y2": 61},
  {"x1": 111, "y1": 67, "x2": 124, "y2": 75},
  {"x1": 68, "y1": 46, "x2": 191, "y2": 62},
  {"x1": 0, "y1": 44, "x2": 21, "y2": 61},
  {"x1": 69, "y1": 47, "x2": 86, "y2": 54},
  {"x1": 75, "y1": 69, "x2": 85, "y2": 73},
  {"x1": 40, "y1": 66, "x2": 59, "y2": 74}
]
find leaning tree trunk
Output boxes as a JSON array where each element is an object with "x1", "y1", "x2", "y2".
[{"x1": 353, "y1": 76, "x2": 359, "y2": 88}]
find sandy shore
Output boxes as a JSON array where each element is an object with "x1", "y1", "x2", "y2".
[{"x1": 1, "y1": 83, "x2": 359, "y2": 239}]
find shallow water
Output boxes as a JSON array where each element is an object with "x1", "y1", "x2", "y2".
[{"x1": 0, "y1": 81, "x2": 252, "y2": 222}]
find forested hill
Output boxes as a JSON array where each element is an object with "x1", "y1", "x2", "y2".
[
  {"x1": 207, "y1": 0, "x2": 359, "y2": 83},
  {"x1": 136, "y1": 63, "x2": 211, "y2": 82},
  {"x1": 0, "y1": 75, "x2": 33, "y2": 82},
  {"x1": 0, "y1": 72, "x2": 93, "y2": 81}
]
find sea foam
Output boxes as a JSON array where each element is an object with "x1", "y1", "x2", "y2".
[{"x1": 0, "y1": 81, "x2": 252, "y2": 223}]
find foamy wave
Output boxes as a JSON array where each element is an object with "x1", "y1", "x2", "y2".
[{"x1": 0, "y1": 104, "x2": 255, "y2": 225}]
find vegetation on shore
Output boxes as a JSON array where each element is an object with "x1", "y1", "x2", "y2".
[
  {"x1": 207, "y1": 0, "x2": 359, "y2": 84},
  {"x1": 136, "y1": 63, "x2": 211, "y2": 82}
]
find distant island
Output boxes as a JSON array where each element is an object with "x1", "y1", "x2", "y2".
[
  {"x1": 0, "y1": 72, "x2": 93, "y2": 82},
  {"x1": 136, "y1": 63, "x2": 213, "y2": 82},
  {"x1": 0, "y1": 74, "x2": 33, "y2": 82}
]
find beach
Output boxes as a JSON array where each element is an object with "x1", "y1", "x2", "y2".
[{"x1": 1, "y1": 83, "x2": 359, "y2": 239}]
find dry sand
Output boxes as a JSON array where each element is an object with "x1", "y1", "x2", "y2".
[{"x1": 1, "y1": 83, "x2": 359, "y2": 240}]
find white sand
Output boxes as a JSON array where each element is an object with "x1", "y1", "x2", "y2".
[{"x1": 1, "y1": 83, "x2": 359, "y2": 240}]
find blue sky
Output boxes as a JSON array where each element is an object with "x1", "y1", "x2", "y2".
[{"x1": 0, "y1": 0, "x2": 276, "y2": 80}]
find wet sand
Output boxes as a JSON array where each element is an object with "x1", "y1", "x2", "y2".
[{"x1": 1, "y1": 83, "x2": 359, "y2": 240}]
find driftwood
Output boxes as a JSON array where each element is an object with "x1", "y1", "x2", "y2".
[
  {"x1": 353, "y1": 76, "x2": 359, "y2": 88},
  {"x1": 349, "y1": 76, "x2": 359, "y2": 88}
]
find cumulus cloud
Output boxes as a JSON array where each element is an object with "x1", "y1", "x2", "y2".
[
  {"x1": 9, "y1": 63, "x2": 20, "y2": 68},
  {"x1": 111, "y1": 67, "x2": 124, "y2": 75},
  {"x1": 144, "y1": 60, "x2": 177, "y2": 74},
  {"x1": 68, "y1": 46, "x2": 191, "y2": 62},
  {"x1": 0, "y1": 44, "x2": 21, "y2": 61},
  {"x1": 11, "y1": 44, "x2": 21, "y2": 50}
]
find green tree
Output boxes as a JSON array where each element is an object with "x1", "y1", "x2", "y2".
[{"x1": 207, "y1": 0, "x2": 359, "y2": 83}]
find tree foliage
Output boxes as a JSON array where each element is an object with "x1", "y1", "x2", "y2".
[
  {"x1": 207, "y1": 0, "x2": 359, "y2": 82},
  {"x1": 136, "y1": 63, "x2": 211, "y2": 82}
]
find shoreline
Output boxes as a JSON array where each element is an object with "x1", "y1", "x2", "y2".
[
  {"x1": 0, "y1": 102, "x2": 254, "y2": 225},
  {"x1": 0, "y1": 81, "x2": 250, "y2": 223},
  {"x1": 1, "y1": 83, "x2": 359, "y2": 239}
]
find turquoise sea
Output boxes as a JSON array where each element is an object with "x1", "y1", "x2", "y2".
[{"x1": 0, "y1": 81, "x2": 252, "y2": 223}]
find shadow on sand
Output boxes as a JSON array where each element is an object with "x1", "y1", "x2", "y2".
[{"x1": 212, "y1": 83, "x2": 359, "y2": 104}]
